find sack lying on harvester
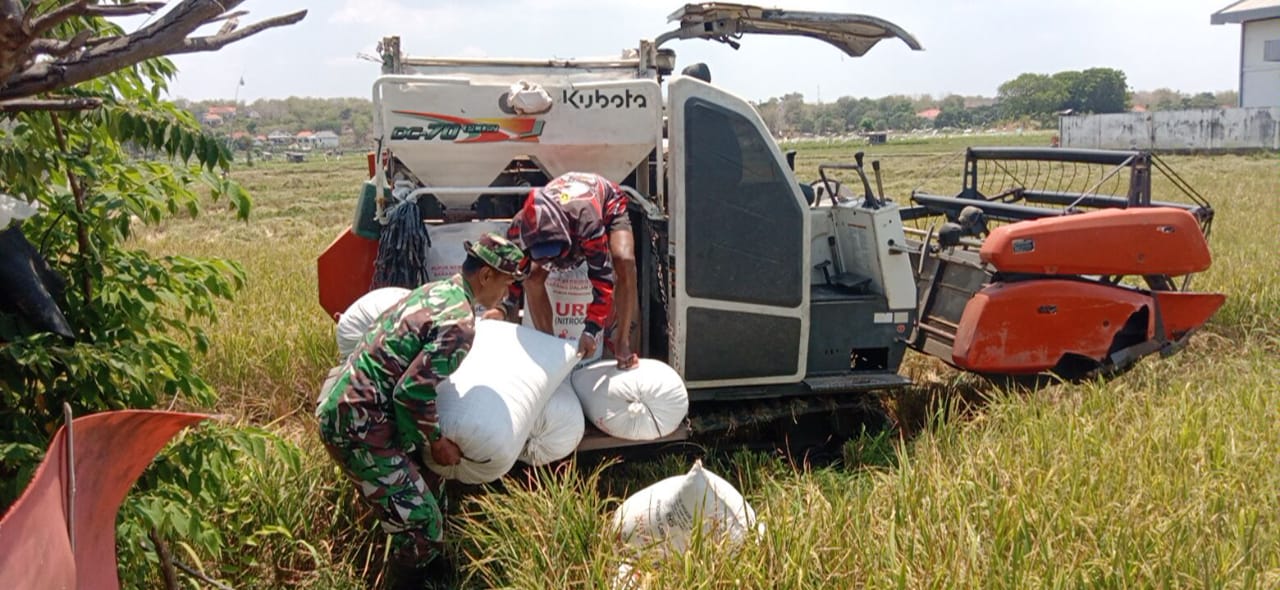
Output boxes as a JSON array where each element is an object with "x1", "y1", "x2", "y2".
[
  {"x1": 334, "y1": 287, "x2": 410, "y2": 359},
  {"x1": 518, "y1": 380, "x2": 586, "y2": 466},
  {"x1": 572, "y1": 359, "x2": 689, "y2": 441},
  {"x1": 422, "y1": 319, "x2": 578, "y2": 484},
  {"x1": 424, "y1": 221, "x2": 509, "y2": 280},
  {"x1": 613, "y1": 460, "x2": 763, "y2": 553}
]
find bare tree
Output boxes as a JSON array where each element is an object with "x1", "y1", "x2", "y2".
[{"x1": 0, "y1": 1, "x2": 306, "y2": 111}]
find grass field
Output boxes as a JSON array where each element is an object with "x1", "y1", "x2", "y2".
[{"x1": 130, "y1": 134, "x2": 1280, "y2": 588}]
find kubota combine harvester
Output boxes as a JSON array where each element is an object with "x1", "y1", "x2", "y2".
[{"x1": 317, "y1": 3, "x2": 1224, "y2": 451}]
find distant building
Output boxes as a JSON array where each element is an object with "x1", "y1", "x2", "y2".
[
  {"x1": 201, "y1": 113, "x2": 223, "y2": 126},
  {"x1": 916, "y1": 108, "x2": 942, "y2": 121},
  {"x1": 1212, "y1": 1, "x2": 1280, "y2": 107},
  {"x1": 313, "y1": 130, "x2": 340, "y2": 149},
  {"x1": 207, "y1": 105, "x2": 238, "y2": 118},
  {"x1": 267, "y1": 130, "x2": 292, "y2": 145}
]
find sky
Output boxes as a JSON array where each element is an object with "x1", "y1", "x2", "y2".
[{"x1": 121, "y1": 0, "x2": 1245, "y2": 103}]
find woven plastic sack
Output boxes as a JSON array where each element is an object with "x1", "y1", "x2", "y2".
[
  {"x1": 572, "y1": 359, "x2": 688, "y2": 441},
  {"x1": 335, "y1": 287, "x2": 409, "y2": 359},
  {"x1": 422, "y1": 320, "x2": 578, "y2": 483},
  {"x1": 612, "y1": 460, "x2": 762, "y2": 554},
  {"x1": 518, "y1": 379, "x2": 585, "y2": 466}
]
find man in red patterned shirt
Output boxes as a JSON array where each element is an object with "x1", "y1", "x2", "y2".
[{"x1": 500, "y1": 171, "x2": 639, "y2": 369}]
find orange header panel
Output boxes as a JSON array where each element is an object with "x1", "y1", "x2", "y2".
[
  {"x1": 952, "y1": 280, "x2": 1151, "y2": 374},
  {"x1": 980, "y1": 208, "x2": 1210, "y2": 276},
  {"x1": 1152, "y1": 291, "x2": 1226, "y2": 339}
]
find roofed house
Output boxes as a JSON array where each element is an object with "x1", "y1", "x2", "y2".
[
  {"x1": 313, "y1": 130, "x2": 340, "y2": 149},
  {"x1": 267, "y1": 130, "x2": 292, "y2": 145},
  {"x1": 916, "y1": 107, "x2": 941, "y2": 121},
  {"x1": 1212, "y1": 1, "x2": 1280, "y2": 107}
]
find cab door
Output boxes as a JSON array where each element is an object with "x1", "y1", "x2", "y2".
[{"x1": 668, "y1": 77, "x2": 810, "y2": 388}]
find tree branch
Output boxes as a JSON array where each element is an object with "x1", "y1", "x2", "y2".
[
  {"x1": 0, "y1": 1, "x2": 308, "y2": 102},
  {"x1": 0, "y1": 96, "x2": 101, "y2": 111},
  {"x1": 174, "y1": 10, "x2": 307, "y2": 54},
  {"x1": 49, "y1": 111, "x2": 93, "y2": 304},
  {"x1": 148, "y1": 528, "x2": 181, "y2": 590},
  {"x1": 28, "y1": 0, "x2": 90, "y2": 40},
  {"x1": 29, "y1": 29, "x2": 91, "y2": 58},
  {"x1": 86, "y1": 2, "x2": 166, "y2": 17}
]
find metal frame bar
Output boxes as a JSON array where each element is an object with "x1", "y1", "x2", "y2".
[
  {"x1": 965, "y1": 147, "x2": 1145, "y2": 165},
  {"x1": 911, "y1": 192, "x2": 1066, "y2": 222},
  {"x1": 62, "y1": 402, "x2": 75, "y2": 553}
]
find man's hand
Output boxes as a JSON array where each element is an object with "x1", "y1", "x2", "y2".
[
  {"x1": 429, "y1": 436, "x2": 462, "y2": 466},
  {"x1": 578, "y1": 332, "x2": 597, "y2": 359},
  {"x1": 480, "y1": 307, "x2": 505, "y2": 321},
  {"x1": 614, "y1": 343, "x2": 640, "y2": 370}
]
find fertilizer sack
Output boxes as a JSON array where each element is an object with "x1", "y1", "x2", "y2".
[
  {"x1": 335, "y1": 287, "x2": 410, "y2": 360},
  {"x1": 518, "y1": 379, "x2": 585, "y2": 466},
  {"x1": 422, "y1": 319, "x2": 578, "y2": 484},
  {"x1": 423, "y1": 221, "x2": 509, "y2": 280},
  {"x1": 572, "y1": 359, "x2": 688, "y2": 441},
  {"x1": 612, "y1": 460, "x2": 762, "y2": 554},
  {"x1": 521, "y1": 262, "x2": 597, "y2": 354}
]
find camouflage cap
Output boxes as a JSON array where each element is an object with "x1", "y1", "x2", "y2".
[{"x1": 464, "y1": 233, "x2": 528, "y2": 280}]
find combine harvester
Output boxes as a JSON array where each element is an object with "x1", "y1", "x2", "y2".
[{"x1": 317, "y1": 3, "x2": 1224, "y2": 452}]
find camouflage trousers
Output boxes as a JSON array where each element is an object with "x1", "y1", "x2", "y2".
[{"x1": 317, "y1": 397, "x2": 444, "y2": 567}]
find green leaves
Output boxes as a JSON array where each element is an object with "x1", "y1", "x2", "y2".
[{"x1": 0, "y1": 52, "x2": 255, "y2": 587}]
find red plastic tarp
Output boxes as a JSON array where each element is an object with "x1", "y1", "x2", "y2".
[{"x1": 0, "y1": 410, "x2": 208, "y2": 590}]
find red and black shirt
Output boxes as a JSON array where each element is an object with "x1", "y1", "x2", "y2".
[{"x1": 505, "y1": 172, "x2": 629, "y2": 336}]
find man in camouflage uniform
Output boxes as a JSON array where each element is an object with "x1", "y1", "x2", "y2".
[
  {"x1": 316, "y1": 233, "x2": 527, "y2": 587},
  {"x1": 501, "y1": 171, "x2": 639, "y2": 369}
]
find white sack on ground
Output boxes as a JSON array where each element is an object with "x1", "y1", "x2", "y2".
[
  {"x1": 423, "y1": 319, "x2": 578, "y2": 484},
  {"x1": 571, "y1": 359, "x2": 688, "y2": 441},
  {"x1": 518, "y1": 379, "x2": 585, "y2": 466},
  {"x1": 612, "y1": 460, "x2": 762, "y2": 554},
  {"x1": 335, "y1": 287, "x2": 410, "y2": 359}
]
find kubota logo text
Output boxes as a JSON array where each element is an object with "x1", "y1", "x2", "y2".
[
  {"x1": 562, "y1": 89, "x2": 648, "y2": 109},
  {"x1": 390, "y1": 111, "x2": 544, "y2": 143}
]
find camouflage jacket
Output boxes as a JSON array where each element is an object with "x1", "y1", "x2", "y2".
[
  {"x1": 319, "y1": 274, "x2": 475, "y2": 450},
  {"x1": 506, "y1": 172, "x2": 627, "y2": 335}
]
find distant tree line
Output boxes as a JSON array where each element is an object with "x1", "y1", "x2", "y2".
[
  {"x1": 1132, "y1": 88, "x2": 1238, "y2": 111},
  {"x1": 753, "y1": 67, "x2": 1237, "y2": 137}
]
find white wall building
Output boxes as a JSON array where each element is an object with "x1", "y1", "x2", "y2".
[
  {"x1": 313, "y1": 130, "x2": 340, "y2": 149},
  {"x1": 1213, "y1": 1, "x2": 1280, "y2": 107}
]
